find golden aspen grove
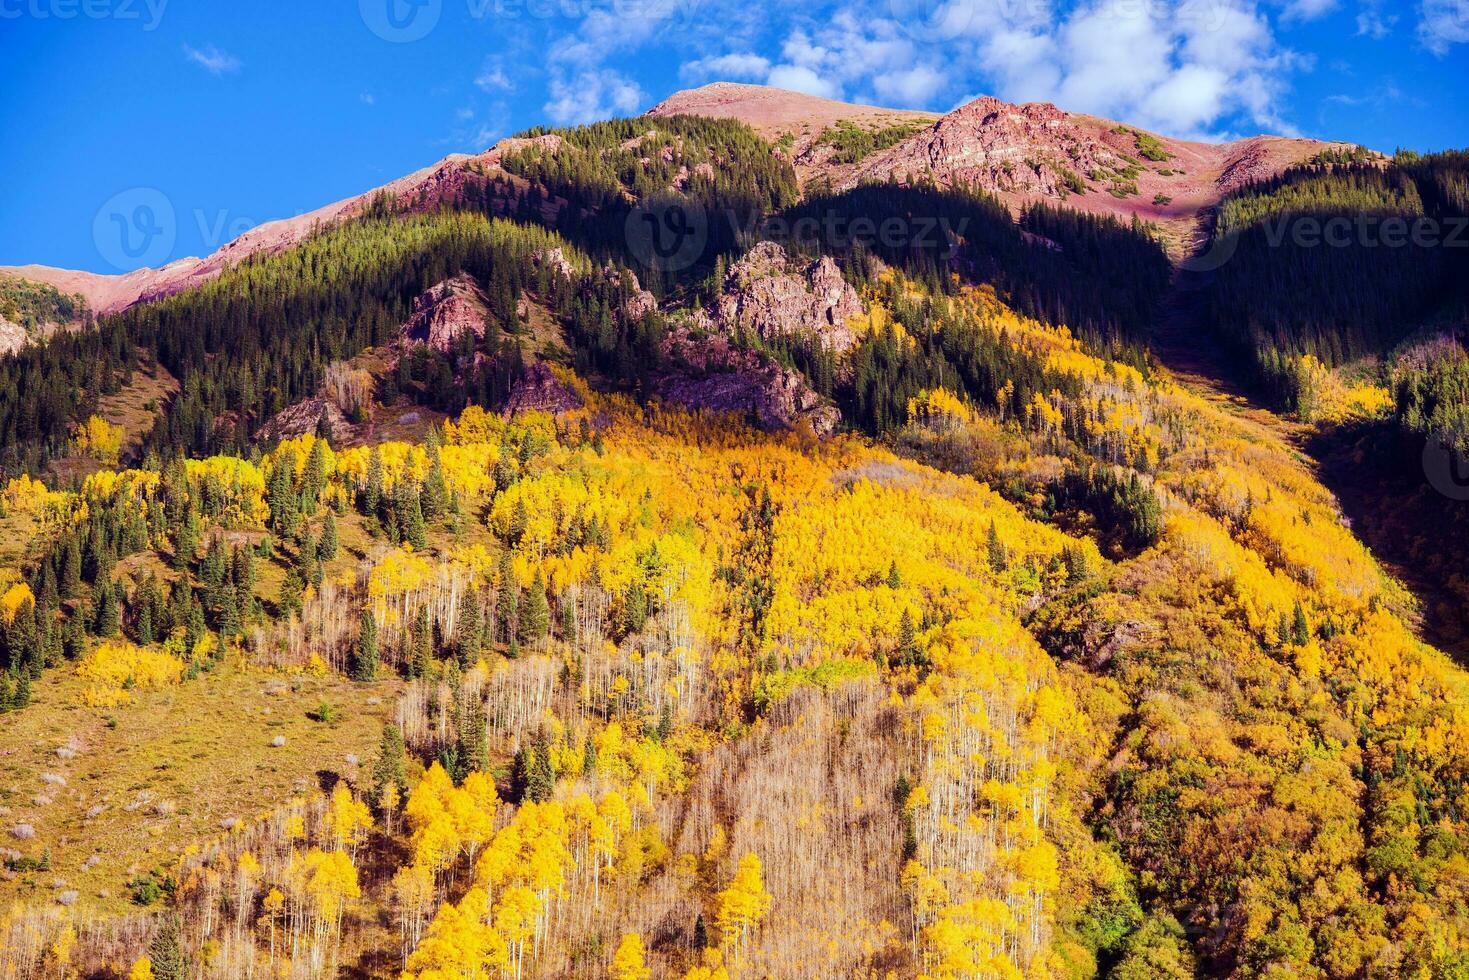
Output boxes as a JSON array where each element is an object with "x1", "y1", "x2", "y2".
[{"x1": 0, "y1": 82, "x2": 1467, "y2": 980}]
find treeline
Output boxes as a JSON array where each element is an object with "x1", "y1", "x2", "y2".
[
  {"x1": 773, "y1": 183, "x2": 1170, "y2": 354},
  {"x1": 501, "y1": 114, "x2": 801, "y2": 291},
  {"x1": 0, "y1": 273, "x2": 88, "y2": 331},
  {"x1": 1202, "y1": 152, "x2": 1469, "y2": 411},
  {"x1": 0, "y1": 213, "x2": 659, "y2": 472}
]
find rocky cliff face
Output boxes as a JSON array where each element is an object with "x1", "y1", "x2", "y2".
[
  {"x1": 844, "y1": 97, "x2": 1088, "y2": 197},
  {"x1": 700, "y1": 241, "x2": 863, "y2": 355},
  {"x1": 401, "y1": 274, "x2": 492, "y2": 353},
  {"x1": 658, "y1": 321, "x2": 840, "y2": 435},
  {"x1": 504, "y1": 362, "x2": 584, "y2": 417}
]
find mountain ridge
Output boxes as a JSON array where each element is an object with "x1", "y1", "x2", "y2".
[{"x1": 3, "y1": 82, "x2": 1351, "y2": 318}]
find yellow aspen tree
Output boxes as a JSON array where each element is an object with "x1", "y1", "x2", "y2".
[
  {"x1": 715, "y1": 852, "x2": 772, "y2": 952},
  {"x1": 611, "y1": 932, "x2": 652, "y2": 980},
  {"x1": 128, "y1": 957, "x2": 154, "y2": 980}
]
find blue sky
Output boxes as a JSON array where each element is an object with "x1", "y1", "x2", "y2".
[{"x1": 1, "y1": 0, "x2": 1465, "y2": 274}]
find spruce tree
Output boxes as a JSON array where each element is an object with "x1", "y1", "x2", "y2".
[
  {"x1": 353, "y1": 610, "x2": 379, "y2": 682},
  {"x1": 279, "y1": 567, "x2": 304, "y2": 618},
  {"x1": 455, "y1": 596, "x2": 482, "y2": 667},
  {"x1": 363, "y1": 446, "x2": 384, "y2": 517},
  {"x1": 519, "y1": 570, "x2": 549, "y2": 646},
  {"x1": 148, "y1": 914, "x2": 187, "y2": 980},
  {"x1": 371, "y1": 722, "x2": 408, "y2": 806},
  {"x1": 319, "y1": 512, "x2": 339, "y2": 562},
  {"x1": 421, "y1": 443, "x2": 448, "y2": 520},
  {"x1": 1292, "y1": 601, "x2": 1311, "y2": 646},
  {"x1": 529, "y1": 739, "x2": 555, "y2": 803},
  {"x1": 93, "y1": 581, "x2": 120, "y2": 637}
]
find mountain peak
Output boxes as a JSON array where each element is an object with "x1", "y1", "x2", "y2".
[{"x1": 649, "y1": 81, "x2": 938, "y2": 139}]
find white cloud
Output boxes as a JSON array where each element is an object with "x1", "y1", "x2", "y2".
[
  {"x1": 182, "y1": 43, "x2": 240, "y2": 75},
  {"x1": 872, "y1": 64, "x2": 947, "y2": 106},
  {"x1": 1419, "y1": 0, "x2": 1469, "y2": 53},
  {"x1": 544, "y1": 69, "x2": 646, "y2": 125},
  {"x1": 958, "y1": 0, "x2": 1302, "y2": 139},
  {"x1": 679, "y1": 52, "x2": 772, "y2": 82},
  {"x1": 360, "y1": 93, "x2": 376, "y2": 106},
  {"x1": 1279, "y1": 0, "x2": 1338, "y2": 22},
  {"x1": 766, "y1": 65, "x2": 841, "y2": 99},
  {"x1": 1356, "y1": 6, "x2": 1396, "y2": 37},
  {"x1": 476, "y1": 63, "x2": 514, "y2": 93}
]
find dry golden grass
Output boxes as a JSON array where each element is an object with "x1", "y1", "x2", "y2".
[
  {"x1": 96, "y1": 360, "x2": 181, "y2": 454},
  {"x1": 0, "y1": 654, "x2": 400, "y2": 915}
]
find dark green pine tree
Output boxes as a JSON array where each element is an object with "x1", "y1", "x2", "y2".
[
  {"x1": 529, "y1": 739, "x2": 555, "y2": 803},
  {"x1": 279, "y1": 567, "x2": 304, "y2": 618},
  {"x1": 399, "y1": 479, "x2": 428, "y2": 550},
  {"x1": 519, "y1": 570, "x2": 549, "y2": 646},
  {"x1": 172, "y1": 506, "x2": 199, "y2": 571},
  {"x1": 559, "y1": 598, "x2": 577, "y2": 645},
  {"x1": 455, "y1": 595, "x2": 482, "y2": 667},
  {"x1": 319, "y1": 511, "x2": 339, "y2": 562},
  {"x1": 301, "y1": 438, "x2": 328, "y2": 515},
  {"x1": 93, "y1": 581, "x2": 120, "y2": 637},
  {"x1": 371, "y1": 722, "x2": 409, "y2": 807},
  {"x1": 458, "y1": 698, "x2": 489, "y2": 775},
  {"x1": 267, "y1": 447, "x2": 299, "y2": 535},
  {"x1": 510, "y1": 745, "x2": 530, "y2": 802},
  {"x1": 986, "y1": 522, "x2": 1008, "y2": 572},
  {"x1": 363, "y1": 446, "x2": 384, "y2": 518},
  {"x1": 497, "y1": 551, "x2": 518, "y2": 645},
  {"x1": 59, "y1": 536, "x2": 82, "y2": 600},
  {"x1": 148, "y1": 914, "x2": 188, "y2": 980},
  {"x1": 353, "y1": 610, "x2": 379, "y2": 682},
  {"x1": 1292, "y1": 601, "x2": 1311, "y2": 646},
  {"x1": 421, "y1": 442, "x2": 448, "y2": 521}
]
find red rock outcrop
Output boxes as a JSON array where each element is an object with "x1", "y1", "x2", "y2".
[
  {"x1": 657, "y1": 322, "x2": 839, "y2": 435},
  {"x1": 702, "y1": 241, "x2": 863, "y2": 354},
  {"x1": 504, "y1": 362, "x2": 583, "y2": 417},
  {"x1": 402, "y1": 274, "x2": 491, "y2": 352}
]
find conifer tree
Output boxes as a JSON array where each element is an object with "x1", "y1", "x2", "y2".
[
  {"x1": 147, "y1": 915, "x2": 187, "y2": 980},
  {"x1": 363, "y1": 446, "x2": 384, "y2": 518},
  {"x1": 354, "y1": 610, "x2": 379, "y2": 681},
  {"x1": 455, "y1": 596, "x2": 482, "y2": 667},
  {"x1": 319, "y1": 511, "x2": 339, "y2": 562},
  {"x1": 519, "y1": 570, "x2": 549, "y2": 646},
  {"x1": 371, "y1": 722, "x2": 408, "y2": 807},
  {"x1": 279, "y1": 567, "x2": 304, "y2": 618}
]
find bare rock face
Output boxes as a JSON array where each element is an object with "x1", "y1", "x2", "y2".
[
  {"x1": 258, "y1": 397, "x2": 351, "y2": 444},
  {"x1": 846, "y1": 97, "x2": 1103, "y2": 198},
  {"x1": 531, "y1": 247, "x2": 577, "y2": 283},
  {"x1": 0, "y1": 318, "x2": 27, "y2": 357},
  {"x1": 657, "y1": 323, "x2": 840, "y2": 435},
  {"x1": 711, "y1": 242, "x2": 862, "y2": 354},
  {"x1": 504, "y1": 362, "x2": 583, "y2": 417},
  {"x1": 605, "y1": 266, "x2": 657, "y2": 322},
  {"x1": 403, "y1": 274, "x2": 491, "y2": 353}
]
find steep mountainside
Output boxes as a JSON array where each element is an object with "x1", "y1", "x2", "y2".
[
  {"x1": 653, "y1": 83, "x2": 1350, "y2": 251},
  {"x1": 5, "y1": 83, "x2": 1345, "y2": 320},
  {"x1": 2, "y1": 80, "x2": 1468, "y2": 980}
]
